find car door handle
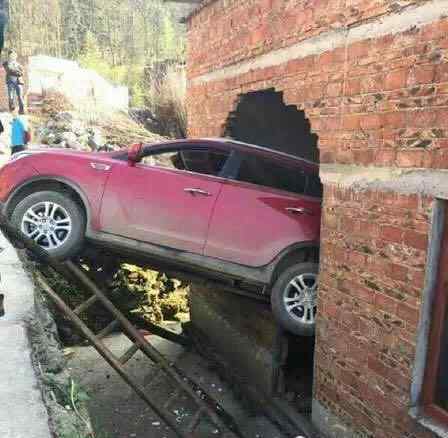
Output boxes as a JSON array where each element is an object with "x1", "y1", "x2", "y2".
[
  {"x1": 184, "y1": 188, "x2": 212, "y2": 196},
  {"x1": 285, "y1": 207, "x2": 314, "y2": 215},
  {"x1": 90, "y1": 162, "x2": 111, "y2": 171}
]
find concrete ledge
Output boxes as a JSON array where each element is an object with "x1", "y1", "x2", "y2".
[
  {"x1": 320, "y1": 164, "x2": 448, "y2": 198},
  {"x1": 0, "y1": 231, "x2": 52, "y2": 438}
]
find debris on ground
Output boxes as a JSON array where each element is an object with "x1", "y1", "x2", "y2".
[{"x1": 32, "y1": 110, "x2": 166, "y2": 152}]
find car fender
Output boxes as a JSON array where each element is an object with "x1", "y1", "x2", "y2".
[
  {"x1": 267, "y1": 240, "x2": 320, "y2": 285},
  {"x1": 4, "y1": 175, "x2": 95, "y2": 231}
]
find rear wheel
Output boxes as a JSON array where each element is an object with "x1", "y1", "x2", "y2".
[
  {"x1": 11, "y1": 190, "x2": 86, "y2": 260},
  {"x1": 271, "y1": 262, "x2": 319, "y2": 336}
]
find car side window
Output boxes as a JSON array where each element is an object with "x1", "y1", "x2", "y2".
[
  {"x1": 235, "y1": 152, "x2": 320, "y2": 197},
  {"x1": 140, "y1": 148, "x2": 230, "y2": 177},
  {"x1": 306, "y1": 174, "x2": 323, "y2": 198}
]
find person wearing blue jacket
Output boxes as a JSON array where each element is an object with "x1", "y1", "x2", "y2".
[{"x1": 10, "y1": 108, "x2": 29, "y2": 155}]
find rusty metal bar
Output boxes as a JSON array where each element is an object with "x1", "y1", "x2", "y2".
[
  {"x1": 187, "y1": 408, "x2": 204, "y2": 433},
  {"x1": 133, "y1": 314, "x2": 191, "y2": 347},
  {"x1": 73, "y1": 294, "x2": 98, "y2": 315},
  {"x1": 96, "y1": 319, "x2": 121, "y2": 339},
  {"x1": 163, "y1": 388, "x2": 182, "y2": 409},
  {"x1": 35, "y1": 271, "x2": 185, "y2": 438},
  {"x1": 119, "y1": 343, "x2": 140, "y2": 365}
]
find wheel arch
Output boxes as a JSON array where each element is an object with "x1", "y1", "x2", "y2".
[
  {"x1": 269, "y1": 241, "x2": 320, "y2": 286},
  {"x1": 5, "y1": 176, "x2": 91, "y2": 228}
]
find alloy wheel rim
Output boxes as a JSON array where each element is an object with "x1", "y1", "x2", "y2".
[
  {"x1": 283, "y1": 272, "x2": 318, "y2": 325},
  {"x1": 21, "y1": 201, "x2": 72, "y2": 251}
]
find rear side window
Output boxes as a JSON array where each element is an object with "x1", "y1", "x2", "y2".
[
  {"x1": 234, "y1": 152, "x2": 322, "y2": 198},
  {"x1": 141, "y1": 148, "x2": 230, "y2": 177},
  {"x1": 307, "y1": 175, "x2": 323, "y2": 198}
]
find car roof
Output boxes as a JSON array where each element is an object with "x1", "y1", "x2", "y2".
[{"x1": 143, "y1": 137, "x2": 319, "y2": 170}]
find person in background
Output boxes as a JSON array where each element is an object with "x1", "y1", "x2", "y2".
[
  {"x1": 3, "y1": 49, "x2": 25, "y2": 114},
  {"x1": 0, "y1": 2, "x2": 7, "y2": 59},
  {"x1": 10, "y1": 107, "x2": 29, "y2": 155}
]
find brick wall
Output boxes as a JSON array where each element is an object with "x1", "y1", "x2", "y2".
[{"x1": 187, "y1": 0, "x2": 448, "y2": 437}]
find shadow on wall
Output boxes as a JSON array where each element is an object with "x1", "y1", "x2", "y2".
[{"x1": 224, "y1": 89, "x2": 319, "y2": 163}]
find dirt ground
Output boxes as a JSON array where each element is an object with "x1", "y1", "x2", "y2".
[{"x1": 66, "y1": 327, "x2": 287, "y2": 438}]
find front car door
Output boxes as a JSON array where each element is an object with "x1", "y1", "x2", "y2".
[
  {"x1": 100, "y1": 143, "x2": 230, "y2": 254},
  {"x1": 204, "y1": 148, "x2": 322, "y2": 267}
]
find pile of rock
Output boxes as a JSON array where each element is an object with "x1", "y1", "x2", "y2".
[
  {"x1": 34, "y1": 110, "x2": 166, "y2": 152},
  {"x1": 35, "y1": 111, "x2": 119, "y2": 152}
]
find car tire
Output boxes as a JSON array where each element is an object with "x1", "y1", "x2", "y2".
[
  {"x1": 11, "y1": 190, "x2": 86, "y2": 260},
  {"x1": 271, "y1": 262, "x2": 319, "y2": 336}
]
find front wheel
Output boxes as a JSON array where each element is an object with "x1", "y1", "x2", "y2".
[
  {"x1": 11, "y1": 190, "x2": 86, "y2": 260},
  {"x1": 271, "y1": 262, "x2": 319, "y2": 336}
]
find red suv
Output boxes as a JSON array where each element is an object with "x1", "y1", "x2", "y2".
[{"x1": 0, "y1": 139, "x2": 321, "y2": 335}]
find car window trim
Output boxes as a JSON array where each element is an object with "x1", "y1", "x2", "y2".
[{"x1": 138, "y1": 143, "x2": 233, "y2": 180}]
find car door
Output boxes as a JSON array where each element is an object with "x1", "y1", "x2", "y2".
[
  {"x1": 100, "y1": 144, "x2": 230, "y2": 254},
  {"x1": 204, "y1": 149, "x2": 322, "y2": 267}
]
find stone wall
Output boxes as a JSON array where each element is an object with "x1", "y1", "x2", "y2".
[{"x1": 186, "y1": 0, "x2": 448, "y2": 437}]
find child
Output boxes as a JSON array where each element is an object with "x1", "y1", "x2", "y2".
[{"x1": 10, "y1": 108, "x2": 29, "y2": 155}]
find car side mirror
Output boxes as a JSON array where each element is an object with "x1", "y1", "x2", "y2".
[{"x1": 128, "y1": 143, "x2": 143, "y2": 166}]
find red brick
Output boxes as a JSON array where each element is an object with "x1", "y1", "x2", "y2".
[
  {"x1": 397, "y1": 303, "x2": 420, "y2": 326},
  {"x1": 384, "y1": 69, "x2": 408, "y2": 90},
  {"x1": 375, "y1": 149, "x2": 396, "y2": 166},
  {"x1": 349, "y1": 251, "x2": 367, "y2": 266},
  {"x1": 360, "y1": 114, "x2": 383, "y2": 130},
  {"x1": 380, "y1": 225, "x2": 404, "y2": 243},
  {"x1": 348, "y1": 41, "x2": 370, "y2": 60},
  {"x1": 375, "y1": 292, "x2": 398, "y2": 314},
  {"x1": 435, "y1": 62, "x2": 448, "y2": 82},
  {"x1": 345, "y1": 78, "x2": 361, "y2": 96},
  {"x1": 367, "y1": 355, "x2": 410, "y2": 390},
  {"x1": 353, "y1": 149, "x2": 375, "y2": 166},
  {"x1": 342, "y1": 114, "x2": 361, "y2": 130},
  {"x1": 327, "y1": 82, "x2": 343, "y2": 97},
  {"x1": 411, "y1": 110, "x2": 437, "y2": 128},
  {"x1": 389, "y1": 263, "x2": 408, "y2": 282},
  {"x1": 393, "y1": 194, "x2": 419, "y2": 210},
  {"x1": 396, "y1": 150, "x2": 425, "y2": 168},
  {"x1": 411, "y1": 64, "x2": 436, "y2": 84},
  {"x1": 382, "y1": 112, "x2": 406, "y2": 129},
  {"x1": 435, "y1": 108, "x2": 448, "y2": 126},
  {"x1": 403, "y1": 230, "x2": 428, "y2": 250}
]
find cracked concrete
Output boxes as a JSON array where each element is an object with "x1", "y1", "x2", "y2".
[{"x1": 0, "y1": 230, "x2": 52, "y2": 438}]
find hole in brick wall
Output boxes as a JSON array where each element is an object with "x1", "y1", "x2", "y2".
[
  {"x1": 224, "y1": 89, "x2": 320, "y2": 416},
  {"x1": 223, "y1": 88, "x2": 319, "y2": 162}
]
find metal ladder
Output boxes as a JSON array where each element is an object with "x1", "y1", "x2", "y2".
[
  {"x1": 35, "y1": 260, "x2": 242, "y2": 438},
  {"x1": 0, "y1": 215, "x2": 241, "y2": 438}
]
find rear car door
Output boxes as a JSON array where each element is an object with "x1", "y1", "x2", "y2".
[
  {"x1": 204, "y1": 149, "x2": 322, "y2": 267},
  {"x1": 100, "y1": 144, "x2": 230, "y2": 254}
]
